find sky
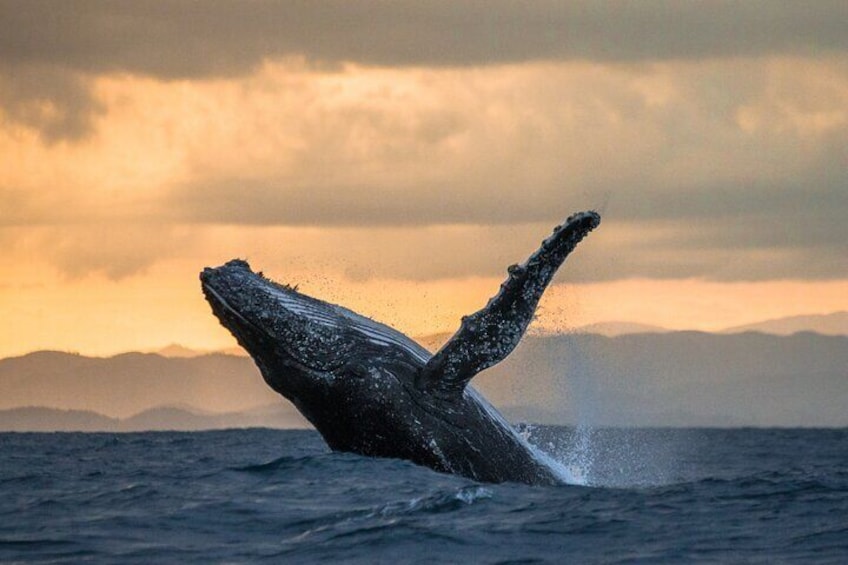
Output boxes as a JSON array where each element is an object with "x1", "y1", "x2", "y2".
[{"x1": 1, "y1": 1, "x2": 846, "y2": 357}]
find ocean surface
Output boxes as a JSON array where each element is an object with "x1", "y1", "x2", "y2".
[{"x1": 2, "y1": 427, "x2": 846, "y2": 563}]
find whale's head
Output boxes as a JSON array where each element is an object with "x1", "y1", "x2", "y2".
[{"x1": 200, "y1": 260, "x2": 431, "y2": 431}]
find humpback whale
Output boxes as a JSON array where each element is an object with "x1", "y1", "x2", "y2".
[{"x1": 201, "y1": 211, "x2": 600, "y2": 485}]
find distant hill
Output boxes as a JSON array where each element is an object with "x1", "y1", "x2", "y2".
[
  {"x1": 122, "y1": 403, "x2": 308, "y2": 430},
  {"x1": 571, "y1": 321, "x2": 669, "y2": 336},
  {"x1": 476, "y1": 332, "x2": 848, "y2": 427},
  {"x1": 152, "y1": 344, "x2": 207, "y2": 358},
  {"x1": 0, "y1": 407, "x2": 117, "y2": 432},
  {"x1": 0, "y1": 351, "x2": 277, "y2": 418},
  {"x1": 420, "y1": 323, "x2": 669, "y2": 344},
  {"x1": 0, "y1": 404, "x2": 308, "y2": 432},
  {"x1": 568, "y1": 312, "x2": 848, "y2": 337},
  {"x1": 2, "y1": 331, "x2": 847, "y2": 430},
  {"x1": 721, "y1": 312, "x2": 848, "y2": 336},
  {"x1": 151, "y1": 344, "x2": 248, "y2": 358}
]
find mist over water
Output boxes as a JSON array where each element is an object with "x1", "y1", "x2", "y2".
[
  {"x1": 556, "y1": 335, "x2": 602, "y2": 486},
  {"x1": 526, "y1": 425, "x2": 685, "y2": 488},
  {"x1": 521, "y1": 336, "x2": 687, "y2": 488}
]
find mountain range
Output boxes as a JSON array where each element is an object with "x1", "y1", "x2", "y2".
[
  {"x1": 571, "y1": 311, "x2": 848, "y2": 337},
  {"x1": 0, "y1": 351, "x2": 276, "y2": 418},
  {"x1": 0, "y1": 404, "x2": 308, "y2": 433},
  {"x1": 476, "y1": 331, "x2": 848, "y2": 427},
  {"x1": 719, "y1": 311, "x2": 848, "y2": 336},
  {"x1": 2, "y1": 314, "x2": 846, "y2": 430}
]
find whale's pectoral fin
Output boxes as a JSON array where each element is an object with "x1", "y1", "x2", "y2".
[{"x1": 416, "y1": 211, "x2": 601, "y2": 398}]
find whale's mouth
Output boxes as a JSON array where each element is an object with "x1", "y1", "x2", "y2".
[
  {"x1": 200, "y1": 261, "x2": 347, "y2": 372},
  {"x1": 201, "y1": 281, "x2": 266, "y2": 339}
]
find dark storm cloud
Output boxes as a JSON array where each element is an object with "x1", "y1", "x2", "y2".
[
  {"x1": 170, "y1": 158, "x2": 848, "y2": 282},
  {"x1": 177, "y1": 170, "x2": 848, "y2": 232},
  {"x1": 172, "y1": 106, "x2": 848, "y2": 234},
  {"x1": 2, "y1": 1, "x2": 846, "y2": 282},
  {"x1": 2, "y1": 0, "x2": 846, "y2": 140},
  {"x1": 0, "y1": 63, "x2": 102, "y2": 142},
  {"x1": 172, "y1": 177, "x2": 562, "y2": 227},
  {"x1": 2, "y1": 1, "x2": 847, "y2": 76}
]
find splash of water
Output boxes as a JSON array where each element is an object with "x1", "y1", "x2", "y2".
[
  {"x1": 524, "y1": 424, "x2": 682, "y2": 488},
  {"x1": 555, "y1": 334, "x2": 602, "y2": 487},
  {"x1": 560, "y1": 425, "x2": 595, "y2": 486},
  {"x1": 517, "y1": 334, "x2": 679, "y2": 488}
]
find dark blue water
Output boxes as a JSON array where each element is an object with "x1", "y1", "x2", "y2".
[{"x1": 2, "y1": 428, "x2": 846, "y2": 563}]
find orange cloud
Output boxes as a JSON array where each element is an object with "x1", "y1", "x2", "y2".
[{"x1": 2, "y1": 39, "x2": 847, "y2": 357}]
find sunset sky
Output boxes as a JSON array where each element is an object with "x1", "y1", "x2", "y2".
[{"x1": 1, "y1": 1, "x2": 846, "y2": 358}]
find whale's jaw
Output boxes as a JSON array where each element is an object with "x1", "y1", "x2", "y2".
[{"x1": 200, "y1": 259, "x2": 428, "y2": 401}]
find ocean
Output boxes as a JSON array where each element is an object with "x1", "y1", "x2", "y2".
[{"x1": 2, "y1": 427, "x2": 846, "y2": 563}]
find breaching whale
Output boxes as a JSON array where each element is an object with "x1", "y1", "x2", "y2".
[{"x1": 201, "y1": 211, "x2": 600, "y2": 485}]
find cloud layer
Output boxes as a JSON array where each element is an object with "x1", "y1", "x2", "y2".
[
  {"x1": 4, "y1": 1, "x2": 847, "y2": 73},
  {"x1": 3, "y1": 1, "x2": 847, "y2": 139},
  {"x1": 1, "y1": 3, "x2": 846, "y2": 284}
]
